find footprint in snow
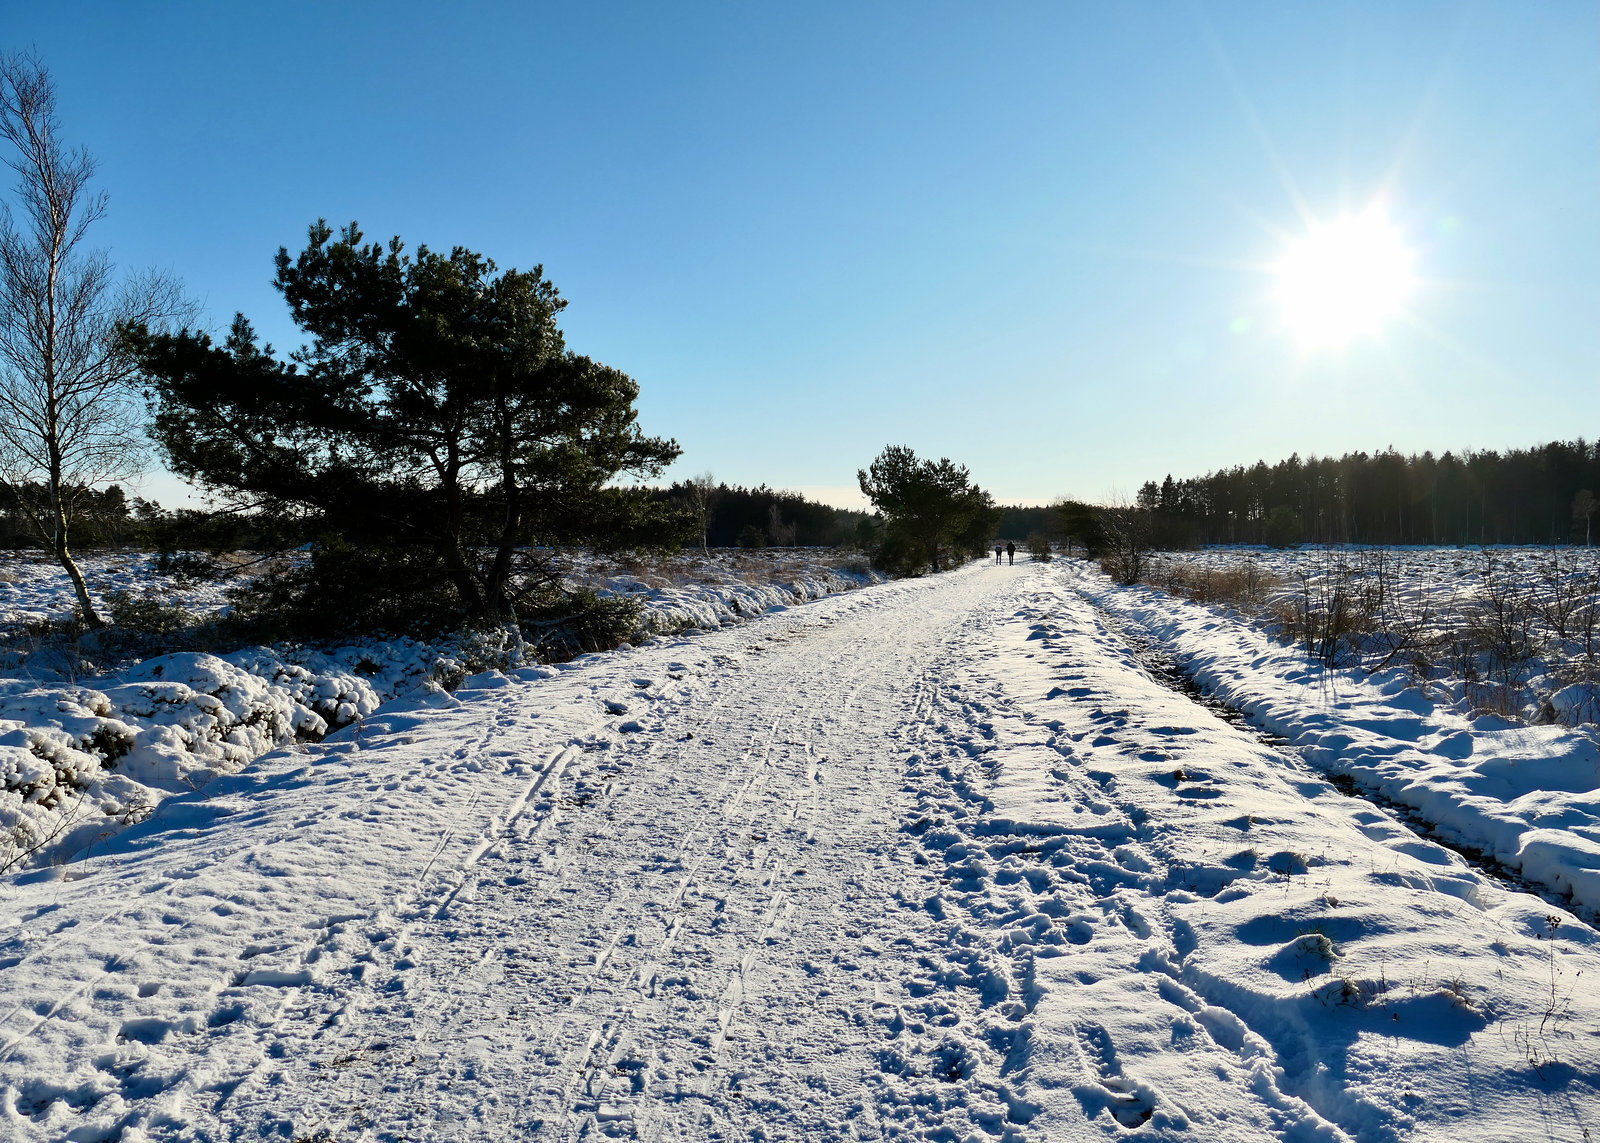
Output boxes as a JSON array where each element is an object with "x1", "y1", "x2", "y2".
[{"x1": 1074, "y1": 1023, "x2": 1157, "y2": 1128}]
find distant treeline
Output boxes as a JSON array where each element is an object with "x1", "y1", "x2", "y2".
[
  {"x1": 663, "y1": 481, "x2": 871, "y2": 548},
  {"x1": 1, "y1": 484, "x2": 155, "y2": 550},
  {"x1": 2, "y1": 480, "x2": 876, "y2": 555},
  {"x1": 1136, "y1": 440, "x2": 1600, "y2": 547},
  {"x1": 994, "y1": 506, "x2": 1055, "y2": 542}
]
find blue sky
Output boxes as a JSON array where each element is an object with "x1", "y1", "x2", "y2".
[{"x1": 8, "y1": 2, "x2": 1597, "y2": 507}]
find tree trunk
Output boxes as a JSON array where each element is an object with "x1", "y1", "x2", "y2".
[
  {"x1": 439, "y1": 534, "x2": 487, "y2": 619},
  {"x1": 48, "y1": 466, "x2": 100, "y2": 627},
  {"x1": 484, "y1": 392, "x2": 522, "y2": 622},
  {"x1": 55, "y1": 528, "x2": 99, "y2": 628},
  {"x1": 434, "y1": 442, "x2": 487, "y2": 620},
  {"x1": 44, "y1": 319, "x2": 101, "y2": 627}
]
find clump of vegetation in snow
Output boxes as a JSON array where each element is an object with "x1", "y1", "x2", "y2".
[{"x1": 1141, "y1": 547, "x2": 1600, "y2": 726}]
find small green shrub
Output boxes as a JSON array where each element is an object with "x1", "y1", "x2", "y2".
[
  {"x1": 106, "y1": 590, "x2": 196, "y2": 636},
  {"x1": 153, "y1": 551, "x2": 225, "y2": 581},
  {"x1": 521, "y1": 586, "x2": 643, "y2": 661}
]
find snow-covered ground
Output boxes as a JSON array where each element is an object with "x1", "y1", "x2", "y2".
[
  {"x1": 1142, "y1": 546, "x2": 1600, "y2": 727},
  {"x1": 1, "y1": 558, "x2": 1595, "y2": 1140},
  {"x1": 1083, "y1": 565, "x2": 1600, "y2": 920},
  {"x1": 0, "y1": 549, "x2": 879, "y2": 637},
  {"x1": 0, "y1": 552, "x2": 232, "y2": 632},
  {"x1": 0, "y1": 550, "x2": 880, "y2": 874}
]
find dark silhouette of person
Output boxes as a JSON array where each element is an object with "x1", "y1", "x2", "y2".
[
  {"x1": 1006, "y1": 541, "x2": 1015, "y2": 565},
  {"x1": 994, "y1": 543, "x2": 1003, "y2": 564}
]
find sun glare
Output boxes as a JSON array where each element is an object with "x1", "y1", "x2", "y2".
[{"x1": 1274, "y1": 209, "x2": 1415, "y2": 349}]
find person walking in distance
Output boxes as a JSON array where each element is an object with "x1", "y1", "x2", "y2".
[
  {"x1": 994, "y1": 543, "x2": 1003, "y2": 564},
  {"x1": 1006, "y1": 541, "x2": 1016, "y2": 566}
]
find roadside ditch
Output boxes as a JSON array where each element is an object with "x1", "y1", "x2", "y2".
[{"x1": 1098, "y1": 604, "x2": 1599, "y2": 931}]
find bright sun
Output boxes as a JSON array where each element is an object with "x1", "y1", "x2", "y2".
[{"x1": 1274, "y1": 209, "x2": 1415, "y2": 348}]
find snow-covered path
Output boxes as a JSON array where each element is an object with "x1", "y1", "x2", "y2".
[
  {"x1": 2, "y1": 561, "x2": 1597, "y2": 1141},
  {"x1": 231, "y1": 562, "x2": 997, "y2": 1140}
]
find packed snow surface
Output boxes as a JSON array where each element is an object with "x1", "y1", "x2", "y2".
[{"x1": 1, "y1": 559, "x2": 1596, "y2": 1140}]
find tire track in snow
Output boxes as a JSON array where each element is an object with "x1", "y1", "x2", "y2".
[
  {"x1": 245, "y1": 671, "x2": 730, "y2": 1139},
  {"x1": 145, "y1": 692, "x2": 571, "y2": 1132},
  {"x1": 222, "y1": 567, "x2": 1031, "y2": 1142}
]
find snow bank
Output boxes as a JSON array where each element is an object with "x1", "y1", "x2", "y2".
[
  {"x1": 1078, "y1": 565, "x2": 1600, "y2": 916},
  {"x1": 0, "y1": 642, "x2": 440, "y2": 871},
  {"x1": 620, "y1": 561, "x2": 880, "y2": 634}
]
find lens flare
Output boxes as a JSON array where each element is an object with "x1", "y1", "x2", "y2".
[{"x1": 1275, "y1": 209, "x2": 1416, "y2": 348}]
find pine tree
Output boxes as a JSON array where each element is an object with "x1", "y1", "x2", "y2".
[
  {"x1": 857, "y1": 445, "x2": 997, "y2": 575},
  {"x1": 125, "y1": 221, "x2": 681, "y2": 630}
]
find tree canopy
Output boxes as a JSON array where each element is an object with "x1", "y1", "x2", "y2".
[
  {"x1": 125, "y1": 221, "x2": 681, "y2": 630},
  {"x1": 857, "y1": 445, "x2": 997, "y2": 575}
]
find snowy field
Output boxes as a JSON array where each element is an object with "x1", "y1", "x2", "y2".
[
  {"x1": 0, "y1": 549, "x2": 880, "y2": 874},
  {"x1": 1142, "y1": 546, "x2": 1600, "y2": 727},
  {"x1": 1088, "y1": 564, "x2": 1600, "y2": 916},
  {"x1": 0, "y1": 557, "x2": 1596, "y2": 1140},
  {"x1": 0, "y1": 549, "x2": 881, "y2": 637}
]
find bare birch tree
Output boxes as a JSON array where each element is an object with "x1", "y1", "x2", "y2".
[
  {"x1": 683, "y1": 471, "x2": 719, "y2": 553},
  {"x1": 0, "y1": 51, "x2": 186, "y2": 627}
]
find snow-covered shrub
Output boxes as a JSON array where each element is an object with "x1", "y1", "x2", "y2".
[
  {"x1": 152, "y1": 550, "x2": 227, "y2": 581},
  {"x1": 520, "y1": 585, "x2": 644, "y2": 662}
]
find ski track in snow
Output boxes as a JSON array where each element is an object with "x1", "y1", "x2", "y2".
[{"x1": 1, "y1": 561, "x2": 1597, "y2": 1141}]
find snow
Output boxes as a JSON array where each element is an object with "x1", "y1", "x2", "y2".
[
  {"x1": 0, "y1": 558, "x2": 1596, "y2": 1140},
  {"x1": 0, "y1": 549, "x2": 880, "y2": 875},
  {"x1": 0, "y1": 552, "x2": 231, "y2": 633},
  {"x1": 1142, "y1": 545, "x2": 1600, "y2": 727},
  {"x1": 1082, "y1": 564, "x2": 1600, "y2": 918},
  {"x1": 586, "y1": 548, "x2": 883, "y2": 637}
]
